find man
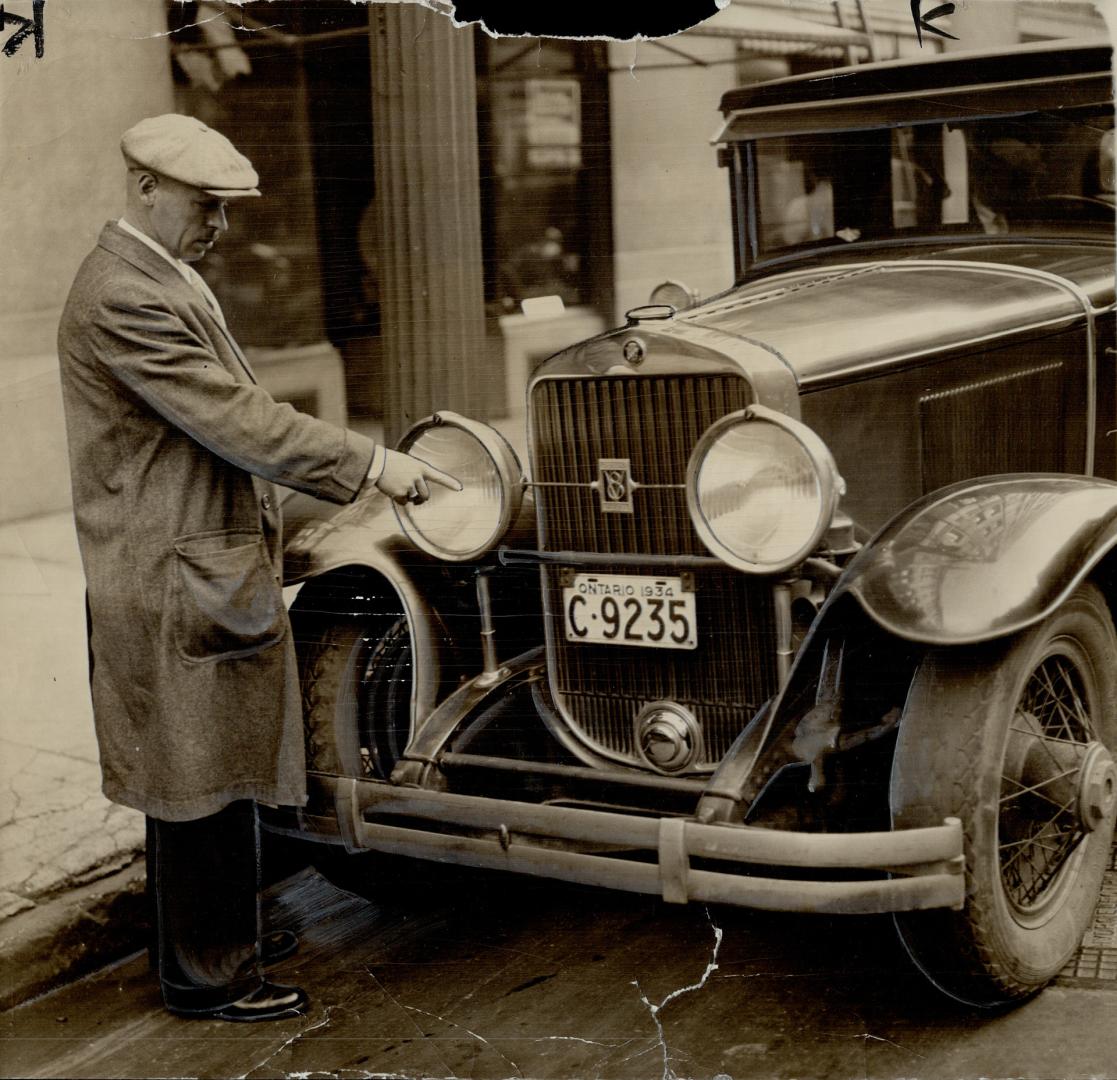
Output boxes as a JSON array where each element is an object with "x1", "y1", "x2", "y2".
[{"x1": 57, "y1": 114, "x2": 459, "y2": 1022}]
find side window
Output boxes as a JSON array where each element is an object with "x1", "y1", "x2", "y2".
[
  {"x1": 756, "y1": 130, "x2": 894, "y2": 252},
  {"x1": 757, "y1": 137, "x2": 835, "y2": 249}
]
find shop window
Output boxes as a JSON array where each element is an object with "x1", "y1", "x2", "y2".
[
  {"x1": 476, "y1": 37, "x2": 613, "y2": 320},
  {"x1": 168, "y1": 2, "x2": 379, "y2": 414},
  {"x1": 169, "y1": 5, "x2": 323, "y2": 349},
  {"x1": 168, "y1": 2, "x2": 373, "y2": 356}
]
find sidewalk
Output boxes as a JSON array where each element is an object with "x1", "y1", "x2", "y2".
[{"x1": 0, "y1": 510, "x2": 147, "y2": 1008}]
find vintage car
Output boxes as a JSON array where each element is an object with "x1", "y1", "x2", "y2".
[{"x1": 272, "y1": 40, "x2": 1116, "y2": 1008}]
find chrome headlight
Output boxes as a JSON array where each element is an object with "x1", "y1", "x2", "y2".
[
  {"x1": 686, "y1": 405, "x2": 843, "y2": 574},
  {"x1": 395, "y1": 412, "x2": 523, "y2": 562}
]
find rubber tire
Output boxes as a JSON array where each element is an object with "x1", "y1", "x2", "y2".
[
  {"x1": 295, "y1": 613, "x2": 484, "y2": 900},
  {"x1": 891, "y1": 583, "x2": 1117, "y2": 1007},
  {"x1": 293, "y1": 612, "x2": 413, "y2": 896},
  {"x1": 298, "y1": 615, "x2": 412, "y2": 779}
]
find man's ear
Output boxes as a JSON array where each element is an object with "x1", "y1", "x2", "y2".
[{"x1": 135, "y1": 170, "x2": 159, "y2": 207}]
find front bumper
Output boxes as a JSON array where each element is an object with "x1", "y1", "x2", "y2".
[{"x1": 308, "y1": 774, "x2": 965, "y2": 915}]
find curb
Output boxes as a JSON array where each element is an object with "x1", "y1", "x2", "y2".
[
  {"x1": 0, "y1": 831, "x2": 316, "y2": 1013},
  {"x1": 0, "y1": 859, "x2": 147, "y2": 1012}
]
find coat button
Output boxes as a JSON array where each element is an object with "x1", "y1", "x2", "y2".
[{"x1": 262, "y1": 494, "x2": 273, "y2": 511}]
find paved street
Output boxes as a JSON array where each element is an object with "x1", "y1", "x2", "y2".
[{"x1": 3, "y1": 848, "x2": 1115, "y2": 1080}]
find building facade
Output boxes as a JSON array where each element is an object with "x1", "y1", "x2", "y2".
[{"x1": 1, "y1": 0, "x2": 1108, "y2": 521}]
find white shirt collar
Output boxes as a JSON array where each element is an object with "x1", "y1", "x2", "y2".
[
  {"x1": 116, "y1": 217, "x2": 227, "y2": 328},
  {"x1": 116, "y1": 218, "x2": 193, "y2": 284}
]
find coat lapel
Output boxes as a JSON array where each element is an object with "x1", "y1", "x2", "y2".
[
  {"x1": 97, "y1": 222, "x2": 259, "y2": 385},
  {"x1": 202, "y1": 307, "x2": 260, "y2": 385}
]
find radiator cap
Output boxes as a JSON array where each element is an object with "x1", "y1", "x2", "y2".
[{"x1": 625, "y1": 304, "x2": 675, "y2": 325}]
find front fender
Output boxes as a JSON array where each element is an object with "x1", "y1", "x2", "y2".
[
  {"x1": 280, "y1": 487, "x2": 429, "y2": 588},
  {"x1": 280, "y1": 489, "x2": 453, "y2": 735},
  {"x1": 836, "y1": 474, "x2": 1117, "y2": 645}
]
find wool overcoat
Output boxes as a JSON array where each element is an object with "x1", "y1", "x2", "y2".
[{"x1": 57, "y1": 222, "x2": 377, "y2": 821}]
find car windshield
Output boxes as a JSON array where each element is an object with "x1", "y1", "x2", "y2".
[{"x1": 753, "y1": 105, "x2": 1114, "y2": 258}]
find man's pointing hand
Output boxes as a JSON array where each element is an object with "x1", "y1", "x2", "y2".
[{"x1": 372, "y1": 447, "x2": 462, "y2": 505}]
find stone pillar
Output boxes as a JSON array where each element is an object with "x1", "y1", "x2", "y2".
[{"x1": 369, "y1": 5, "x2": 488, "y2": 445}]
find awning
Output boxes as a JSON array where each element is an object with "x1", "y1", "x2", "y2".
[{"x1": 681, "y1": 3, "x2": 871, "y2": 57}]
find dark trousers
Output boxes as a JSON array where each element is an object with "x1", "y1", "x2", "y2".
[{"x1": 146, "y1": 800, "x2": 264, "y2": 1012}]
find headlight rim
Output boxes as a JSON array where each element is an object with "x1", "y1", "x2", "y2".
[
  {"x1": 394, "y1": 410, "x2": 524, "y2": 563},
  {"x1": 685, "y1": 404, "x2": 842, "y2": 575}
]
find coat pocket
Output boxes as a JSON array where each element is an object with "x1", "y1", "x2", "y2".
[{"x1": 173, "y1": 529, "x2": 285, "y2": 663}]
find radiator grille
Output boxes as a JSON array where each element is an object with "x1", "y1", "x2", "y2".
[
  {"x1": 531, "y1": 375, "x2": 754, "y2": 555},
  {"x1": 530, "y1": 373, "x2": 778, "y2": 769}
]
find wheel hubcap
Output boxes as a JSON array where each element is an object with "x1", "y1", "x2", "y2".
[{"x1": 1077, "y1": 742, "x2": 1117, "y2": 831}]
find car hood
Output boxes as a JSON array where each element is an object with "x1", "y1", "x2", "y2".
[{"x1": 680, "y1": 243, "x2": 1113, "y2": 388}]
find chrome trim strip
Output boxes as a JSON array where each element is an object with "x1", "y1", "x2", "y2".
[
  {"x1": 919, "y1": 361, "x2": 1064, "y2": 403},
  {"x1": 695, "y1": 263, "x2": 884, "y2": 318},
  {"x1": 499, "y1": 547, "x2": 724, "y2": 570},
  {"x1": 526, "y1": 481, "x2": 684, "y2": 491},
  {"x1": 798, "y1": 313, "x2": 1080, "y2": 387}
]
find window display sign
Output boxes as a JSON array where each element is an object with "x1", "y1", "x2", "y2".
[{"x1": 524, "y1": 77, "x2": 582, "y2": 170}]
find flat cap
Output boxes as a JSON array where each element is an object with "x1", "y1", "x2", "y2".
[{"x1": 121, "y1": 114, "x2": 260, "y2": 198}]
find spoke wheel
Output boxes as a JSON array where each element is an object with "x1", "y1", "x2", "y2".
[
  {"x1": 891, "y1": 584, "x2": 1117, "y2": 1007},
  {"x1": 293, "y1": 609, "x2": 418, "y2": 894},
  {"x1": 356, "y1": 618, "x2": 413, "y2": 779},
  {"x1": 1000, "y1": 654, "x2": 1104, "y2": 919},
  {"x1": 298, "y1": 614, "x2": 412, "y2": 780}
]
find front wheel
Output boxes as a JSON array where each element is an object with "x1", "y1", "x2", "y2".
[
  {"x1": 297, "y1": 611, "x2": 413, "y2": 779},
  {"x1": 891, "y1": 583, "x2": 1117, "y2": 1006},
  {"x1": 293, "y1": 609, "x2": 415, "y2": 894},
  {"x1": 296, "y1": 607, "x2": 488, "y2": 899}
]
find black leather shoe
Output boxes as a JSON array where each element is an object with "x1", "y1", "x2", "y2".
[
  {"x1": 208, "y1": 981, "x2": 309, "y2": 1023},
  {"x1": 262, "y1": 929, "x2": 299, "y2": 966}
]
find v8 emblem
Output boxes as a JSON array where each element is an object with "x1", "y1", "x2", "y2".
[{"x1": 597, "y1": 458, "x2": 634, "y2": 514}]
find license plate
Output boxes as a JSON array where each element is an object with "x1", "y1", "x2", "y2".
[{"x1": 562, "y1": 573, "x2": 697, "y2": 649}]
